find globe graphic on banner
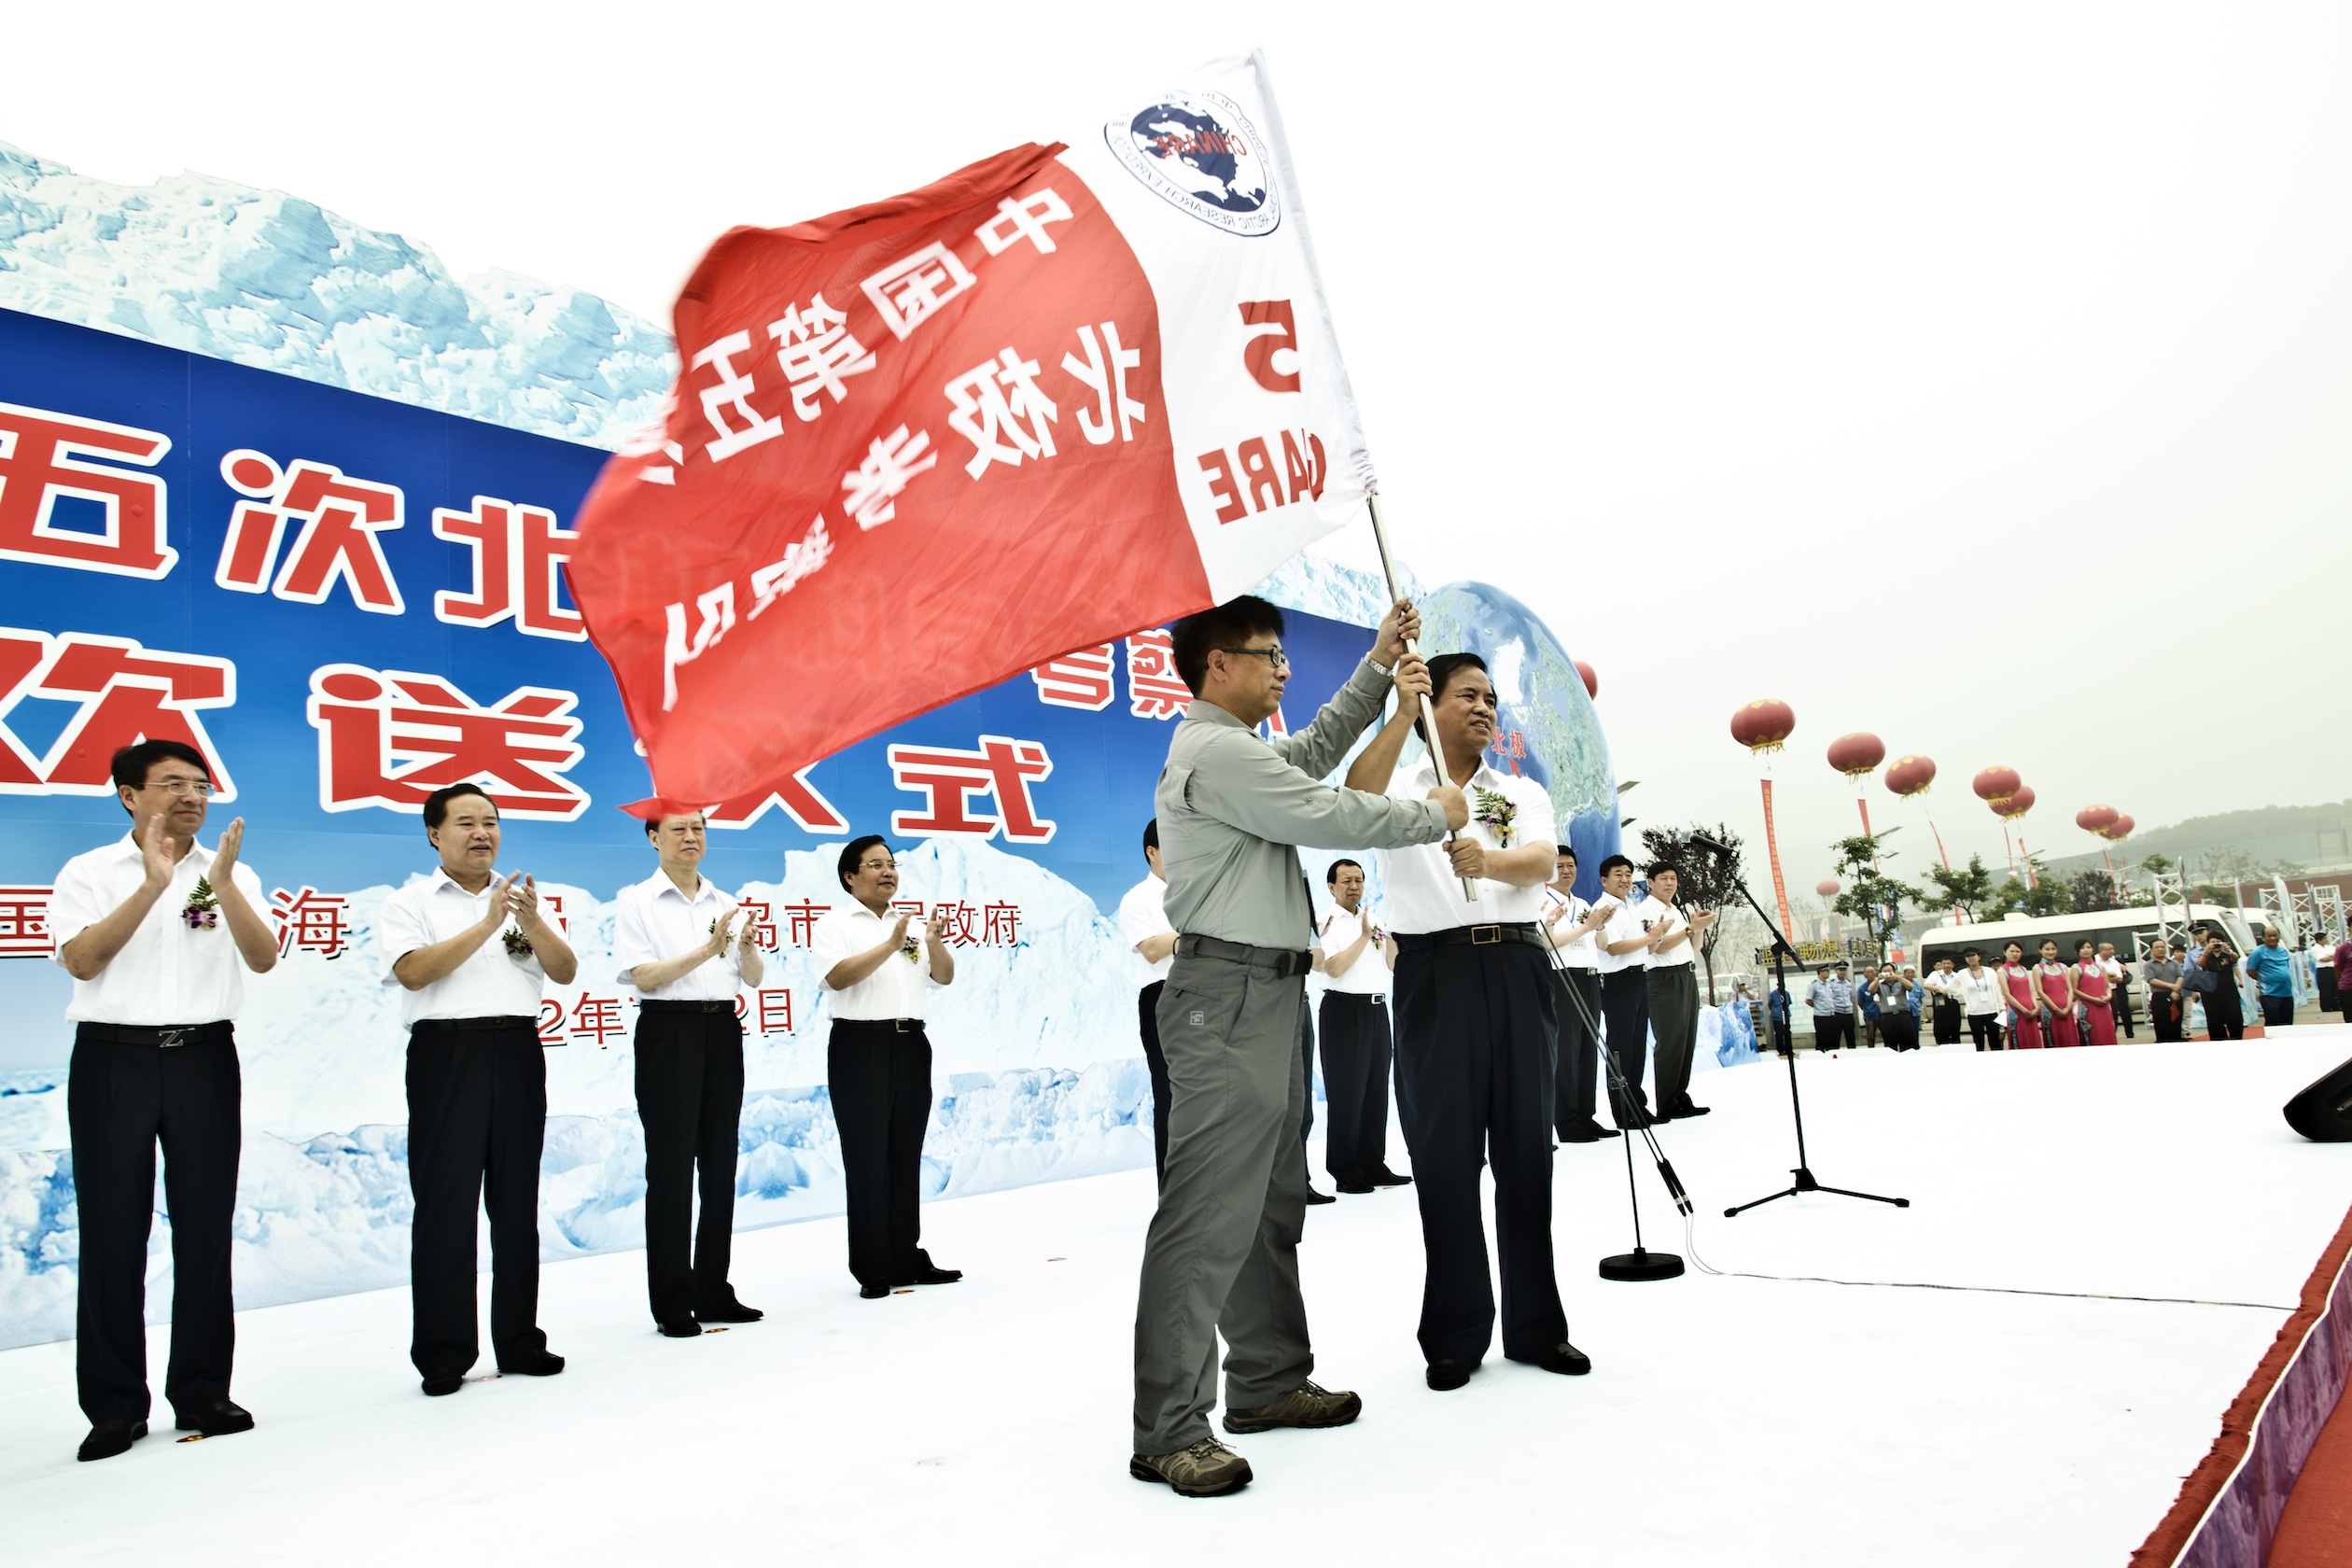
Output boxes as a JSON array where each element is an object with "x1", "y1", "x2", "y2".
[
  {"x1": 1418, "y1": 581, "x2": 1621, "y2": 888},
  {"x1": 1127, "y1": 105, "x2": 1270, "y2": 214}
]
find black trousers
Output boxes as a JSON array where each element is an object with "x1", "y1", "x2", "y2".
[
  {"x1": 1816, "y1": 1013, "x2": 1856, "y2": 1051},
  {"x1": 1319, "y1": 991, "x2": 1393, "y2": 1184},
  {"x1": 1647, "y1": 964, "x2": 1701, "y2": 1114},
  {"x1": 2260, "y1": 993, "x2": 2295, "y2": 1028},
  {"x1": 1967, "y1": 1012, "x2": 2005, "y2": 1050},
  {"x1": 634, "y1": 1007, "x2": 746, "y2": 1323},
  {"x1": 2203, "y1": 987, "x2": 2246, "y2": 1041},
  {"x1": 2114, "y1": 988, "x2": 2136, "y2": 1038},
  {"x1": 68, "y1": 1027, "x2": 241, "y2": 1425},
  {"x1": 1599, "y1": 967, "x2": 1652, "y2": 1127},
  {"x1": 1393, "y1": 941, "x2": 1566, "y2": 1365},
  {"x1": 1932, "y1": 998, "x2": 1963, "y2": 1044},
  {"x1": 1138, "y1": 982, "x2": 1170, "y2": 1183},
  {"x1": 407, "y1": 1026, "x2": 548, "y2": 1379},
  {"x1": 2149, "y1": 994, "x2": 2183, "y2": 1042},
  {"x1": 828, "y1": 1020, "x2": 932, "y2": 1288},
  {"x1": 1551, "y1": 967, "x2": 1603, "y2": 1133},
  {"x1": 1882, "y1": 1012, "x2": 1920, "y2": 1051}
]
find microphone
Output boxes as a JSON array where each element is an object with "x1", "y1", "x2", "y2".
[{"x1": 1685, "y1": 833, "x2": 1735, "y2": 858}]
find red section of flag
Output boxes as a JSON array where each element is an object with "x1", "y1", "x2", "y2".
[{"x1": 568, "y1": 145, "x2": 1206, "y2": 805}]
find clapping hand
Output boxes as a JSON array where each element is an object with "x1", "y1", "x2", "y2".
[
  {"x1": 211, "y1": 818, "x2": 247, "y2": 886},
  {"x1": 137, "y1": 811, "x2": 176, "y2": 889},
  {"x1": 709, "y1": 908, "x2": 740, "y2": 957},
  {"x1": 506, "y1": 874, "x2": 547, "y2": 931},
  {"x1": 925, "y1": 906, "x2": 953, "y2": 943}
]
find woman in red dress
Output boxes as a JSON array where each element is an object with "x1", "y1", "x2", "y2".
[
  {"x1": 2001, "y1": 940, "x2": 2044, "y2": 1049},
  {"x1": 2074, "y1": 940, "x2": 2117, "y2": 1045},
  {"x1": 2037, "y1": 939, "x2": 2081, "y2": 1046}
]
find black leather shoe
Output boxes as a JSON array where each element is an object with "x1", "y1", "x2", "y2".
[
  {"x1": 657, "y1": 1318, "x2": 702, "y2": 1338},
  {"x1": 1335, "y1": 1181, "x2": 1376, "y2": 1195},
  {"x1": 174, "y1": 1399, "x2": 255, "y2": 1436},
  {"x1": 1557, "y1": 1126, "x2": 1603, "y2": 1143},
  {"x1": 1370, "y1": 1169, "x2": 1414, "y2": 1188},
  {"x1": 695, "y1": 1299, "x2": 763, "y2": 1323},
  {"x1": 77, "y1": 1419, "x2": 146, "y2": 1462},
  {"x1": 1598, "y1": 1126, "x2": 1623, "y2": 1138},
  {"x1": 860, "y1": 1283, "x2": 892, "y2": 1299},
  {"x1": 1510, "y1": 1341, "x2": 1592, "y2": 1376},
  {"x1": 1678, "y1": 1104, "x2": 1712, "y2": 1118},
  {"x1": 420, "y1": 1375, "x2": 463, "y2": 1397},
  {"x1": 1425, "y1": 1358, "x2": 1477, "y2": 1392},
  {"x1": 912, "y1": 1262, "x2": 963, "y2": 1285},
  {"x1": 497, "y1": 1349, "x2": 565, "y2": 1377},
  {"x1": 1304, "y1": 1187, "x2": 1337, "y2": 1205}
]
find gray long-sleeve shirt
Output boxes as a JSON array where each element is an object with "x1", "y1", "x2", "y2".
[{"x1": 1156, "y1": 656, "x2": 1449, "y2": 950}]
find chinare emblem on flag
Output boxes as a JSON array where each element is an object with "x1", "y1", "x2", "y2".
[{"x1": 567, "y1": 50, "x2": 1378, "y2": 808}]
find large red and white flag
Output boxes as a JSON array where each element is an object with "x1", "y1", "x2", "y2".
[{"x1": 569, "y1": 50, "x2": 1374, "y2": 806}]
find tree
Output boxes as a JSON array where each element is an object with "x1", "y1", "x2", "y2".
[
  {"x1": 1639, "y1": 821, "x2": 1746, "y2": 1003},
  {"x1": 2068, "y1": 867, "x2": 2121, "y2": 913},
  {"x1": 1916, "y1": 854, "x2": 1997, "y2": 923},
  {"x1": 1828, "y1": 833, "x2": 1912, "y2": 952},
  {"x1": 1984, "y1": 858, "x2": 2070, "y2": 918}
]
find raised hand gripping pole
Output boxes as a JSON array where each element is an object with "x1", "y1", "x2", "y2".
[{"x1": 1366, "y1": 495, "x2": 1477, "y2": 903}]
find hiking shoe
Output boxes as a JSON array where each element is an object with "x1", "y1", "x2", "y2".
[
  {"x1": 1129, "y1": 1436, "x2": 1253, "y2": 1497},
  {"x1": 1223, "y1": 1379, "x2": 1363, "y2": 1434}
]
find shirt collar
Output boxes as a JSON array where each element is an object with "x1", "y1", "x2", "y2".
[
  {"x1": 111, "y1": 830, "x2": 214, "y2": 869},
  {"x1": 1413, "y1": 755, "x2": 1506, "y2": 792},
  {"x1": 429, "y1": 866, "x2": 498, "y2": 897},
  {"x1": 1185, "y1": 699, "x2": 1252, "y2": 732},
  {"x1": 642, "y1": 869, "x2": 714, "y2": 904}
]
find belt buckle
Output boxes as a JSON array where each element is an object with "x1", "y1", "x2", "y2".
[
  {"x1": 157, "y1": 1027, "x2": 190, "y2": 1049},
  {"x1": 895, "y1": 1019, "x2": 916, "y2": 1033},
  {"x1": 1471, "y1": 925, "x2": 1501, "y2": 945}
]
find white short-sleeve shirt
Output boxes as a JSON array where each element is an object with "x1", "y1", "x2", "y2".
[
  {"x1": 1377, "y1": 760, "x2": 1558, "y2": 934},
  {"x1": 1543, "y1": 887, "x2": 1600, "y2": 969},
  {"x1": 1594, "y1": 895, "x2": 1647, "y2": 974},
  {"x1": 49, "y1": 832, "x2": 269, "y2": 1026},
  {"x1": 811, "y1": 902, "x2": 939, "y2": 1022},
  {"x1": 377, "y1": 869, "x2": 547, "y2": 1027},
  {"x1": 611, "y1": 870, "x2": 744, "y2": 1001},
  {"x1": 1116, "y1": 875, "x2": 1175, "y2": 987},
  {"x1": 1317, "y1": 904, "x2": 1392, "y2": 995},
  {"x1": 1637, "y1": 894, "x2": 1694, "y2": 970}
]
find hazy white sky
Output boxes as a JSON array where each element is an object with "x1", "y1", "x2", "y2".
[{"x1": 11, "y1": 1, "x2": 2349, "y2": 893}]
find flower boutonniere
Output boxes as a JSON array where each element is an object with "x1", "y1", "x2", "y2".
[
  {"x1": 181, "y1": 877, "x2": 220, "y2": 931},
  {"x1": 500, "y1": 926, "x2": 534, "y2": 959},
  {"x1": 1365, "y1": 916, "x2": 1385, "y2": 948},
  {"x1": 1472, "y1": 787, "x2": 1517, "y2": 847}
]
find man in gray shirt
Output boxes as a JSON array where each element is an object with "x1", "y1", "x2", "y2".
[{"x1": 1129, "y1": 595, "x2": 1463, "y2": 1499}]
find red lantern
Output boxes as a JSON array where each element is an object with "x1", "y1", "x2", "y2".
[
  {"x1": 2103, "y1": 814, "x2": 2135, "y2": 842},
  {"x1": 1826, "y1": 732, "x2": 1884, "y2": 780},
  {"x1": 1972, "y1": 765, "x2": 2022, "y2": 806},
  {"x1": 1815, "y1": 877, "x2": 1841, "y2": 898},
  {"x1": 1574, "y1": 660, "x2": 1598, "y2": 700},
  {"x1": 1730, "y1": 699, "x2": 1795, "y2": 754},
  {"x1": 1885, "y1": 754, "x2": 1936, "y2": 797},
  {"x1": 2075, "y1": 804, "x2": 2120, "y2": 835},
  {"x1": 1994, "y1": 784, "x2": 2036, "y2": 820}
]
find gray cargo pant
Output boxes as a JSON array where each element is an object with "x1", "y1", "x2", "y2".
[{"x1": 1132, "y1": 944, "x2": 1312, "y2": 1454}]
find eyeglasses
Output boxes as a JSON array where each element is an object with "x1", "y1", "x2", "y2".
[
  {"x1": 859, "y1": 859, "x2": 898, "y2": 873},
  {"x1": 148, "y1": 778, "x2": 213, "y2": 798},
  {"x1": 1218, "y1": 646, "x2": 1290, "y2": 671}
]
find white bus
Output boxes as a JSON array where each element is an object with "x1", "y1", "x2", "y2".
[{"x1": 1912, "y1": 904, "x2": 2261, "y2": 972}]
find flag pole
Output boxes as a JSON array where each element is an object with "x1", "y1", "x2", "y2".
[{"x1": 1366, "y1": 495, "x2": 1477, "y2": 903}]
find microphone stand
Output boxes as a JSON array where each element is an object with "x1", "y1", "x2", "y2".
[{"x1": 1705, "y1": 849, "x2": 1909, "y2": 1218}]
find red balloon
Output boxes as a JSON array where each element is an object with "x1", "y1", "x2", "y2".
[
  {"x1": 1827, "y1": 732, "x2": 1885, "y2": 780},
  {"x1": 1731, "y1": 699, "x2": 1795, "y2": 754},
  {"x1": 2103, "y1": 814, "x2": 2135, "y2": 842},
  {"x1": 2075, "y1": 804, "x2": 2120, "y2": 835},
  {"x1": 1884, "y1": 754, "x2": 1937, "y2": 797},
  {"x1": 1815, "y1": 877, "x2": 1841, "y2": 898},
  {"x1": 1972, "y1": 765, "x2": 2022, "y2": 805},
  {"x1": 1993, "y1": 784, "x2": 2037, "y2": 820},
  {"x1": 1574, "y1": 659, "x2": 1598, "y2": 700}
]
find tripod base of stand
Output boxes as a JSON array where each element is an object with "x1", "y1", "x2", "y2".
[
  {"x1": 1599, "y1": 1248, "x2": 1686, "y2": 1281},
  {"x1": 1724, "y1": 1166, "x2": 1910, "y2": 1219}
]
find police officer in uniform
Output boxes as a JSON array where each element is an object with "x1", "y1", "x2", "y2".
[
  {"x1": 1349, "y1": 652, "x2": 1589, "y2": 1390},
  {"x1": 1129, "y1": 596, "x2": 1462, "y2": 1499},
  {"x1": 52, "y1": 740, "x2": 278, "y2": 1462}
]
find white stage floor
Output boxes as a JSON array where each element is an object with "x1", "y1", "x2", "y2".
[{"x1": 6, "y1": 1029, "x2": 2351, "y2": 1567}]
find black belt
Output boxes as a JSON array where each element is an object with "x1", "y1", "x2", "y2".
[
  {"x1": 1393, "y1": 923, "x2": 1545, "y2": 953},
  {"x1": 1176, "y1": 933, "x2": 1313, "y2": 977},
  {"x1": 833, "y1": 1017, "x2": 926, "y2": 1033},
  {"x1": 639, "y1": 999, "x2": 736, "y2": 1015},
  {"x1": 412, "y1": 1015, "x2": 537, "y2": 1034},
  {"x1": 77, "y1": 1021, "x2": 232, "y2": 1048},
  {"x1": 1324, "y1": 990, "x2": 1387, "y2": 1006}
]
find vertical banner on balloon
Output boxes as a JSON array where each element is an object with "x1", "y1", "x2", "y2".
[{"x1": 1761, "y1": 778, "x2": 1795, "y2": 937}]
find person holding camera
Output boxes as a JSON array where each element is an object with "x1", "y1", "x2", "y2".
[{"x1": 2186, "y1": 925, "x2": 2245, "y2": 1040}]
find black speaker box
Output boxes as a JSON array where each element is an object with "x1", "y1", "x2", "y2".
[{"x1": 2283, "y1": 1055, "x2": 2352, "y2": 1141}]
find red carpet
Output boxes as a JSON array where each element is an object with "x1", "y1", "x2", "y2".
[{"x1": 2272, "y1": 1381, "x2": 2352, "y2": 1567}]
